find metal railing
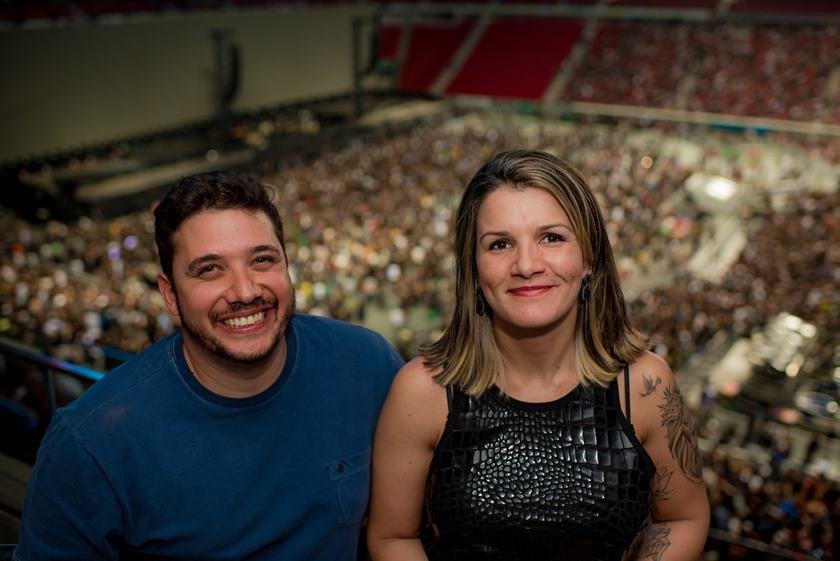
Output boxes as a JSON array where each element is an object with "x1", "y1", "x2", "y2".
[{"x1": 0, "y1": 337, "x2": 104, "y2": 417}]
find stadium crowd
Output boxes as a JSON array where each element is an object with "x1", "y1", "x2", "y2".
[
  {"x1": 1, "y1": 111, "x2": 839, "y2": 557},
  {"x1": 703, "y1": 438, "x2": 840, "y2": 560},
  {"x1": 4, "y1": 112, "x2": 838, "y2": 368},
  {"x1": 568, "y1": 22, "x2": 840, "y2": 124}
]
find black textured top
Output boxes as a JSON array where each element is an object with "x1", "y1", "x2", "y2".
[{"x1": 421, "y1": 372, "x2": 656, "y2": 561}]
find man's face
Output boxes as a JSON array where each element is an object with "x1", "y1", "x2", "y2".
[{"x1": 158, "y1": 208, "x2": 294, "y2": 366}]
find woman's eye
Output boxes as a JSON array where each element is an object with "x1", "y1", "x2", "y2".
[
  {"x1": 543, "y1": 232, "x2": 565, "y2": 243},
  {"x1": 488, "y1": 239, "x2": 510, "y2": 251}
]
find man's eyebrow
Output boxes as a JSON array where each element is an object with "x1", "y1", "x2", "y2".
[
  {"x1": 185, "y1": 254, "x2": 221, "y2": 275},
  {"x1": 252, "y1": 245, "x2": 283, "y2": 255}
]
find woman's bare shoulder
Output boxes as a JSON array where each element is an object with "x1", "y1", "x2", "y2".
[
  {"x1": 385, "y1": 357, "x2": 448, "y2": 419},
  {"x1": 627, "y1": 350, "x2": 676, "y2": 395},
  {"x1": 622, "y1": 351, "x2": 678, "y2": 441},
  {"x1": 391, "y1": 356, "x2": 446, "y2": 396}
]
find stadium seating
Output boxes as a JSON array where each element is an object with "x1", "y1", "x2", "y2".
[
  {"x1": 396, "y1": 19, "x2": 476, "y2": 93},
  {"x1": 445, "y1": 17, "x2": 583, "y2": 100}
]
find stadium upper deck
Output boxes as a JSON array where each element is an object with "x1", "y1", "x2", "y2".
[{"x1": 378, "y1": 5, "x2": 840, "y2": 125}]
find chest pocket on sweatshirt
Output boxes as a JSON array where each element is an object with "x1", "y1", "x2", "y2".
[{"x1": 326, "y1": 446, "x2": 371, "y2": 527}]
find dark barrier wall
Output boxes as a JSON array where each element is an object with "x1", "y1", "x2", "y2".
[{"x1": 0, "y1": 5, "x2": 373, "y2": 162}]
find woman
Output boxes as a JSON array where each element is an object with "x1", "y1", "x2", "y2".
[{"x1": 367, "y1": 150, "x2": 709, "y2": 560}]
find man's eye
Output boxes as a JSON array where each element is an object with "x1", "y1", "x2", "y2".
[
  {"x1": 254, "y1": 256, "x2": 277, "y2": 265},
  {"x1": 197, "y1": 265, "x2": 219, "y2": 276}
]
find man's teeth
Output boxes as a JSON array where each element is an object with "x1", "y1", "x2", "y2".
[{"x1": 223, "y1": 312, "x2": 265, "y2": 327}]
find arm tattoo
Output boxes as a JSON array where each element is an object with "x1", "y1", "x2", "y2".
[
  {"x1": 640, "y1": 374, "x2": 661, "y2": 397},
  {"x1": 649, "y1": 466, "x2": 673, "y2": 519},
  {"x1": 658, "y1": 385, "x2": 703, "y2": 483},
  {"x1": 639, "y1": 525, "x2": 671, "y2": 561},
  {"x1": 622, "y1": 517, "x2": 649, "y2": 561}
]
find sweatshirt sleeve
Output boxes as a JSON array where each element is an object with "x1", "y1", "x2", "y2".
[{"x1": 14, "y1": 412, "x2": 124, "y2": 561}]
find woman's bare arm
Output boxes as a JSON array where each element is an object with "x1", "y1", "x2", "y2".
[
  {"x1": 367, "y1": 358, "x2": 448, "y2": 561},
  {"x1": 623, "y1": 353, "x2": 710, "y2": 561}
]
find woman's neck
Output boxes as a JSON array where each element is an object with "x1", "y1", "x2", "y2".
[{"x1": 493, "y1": 319, "x2": 578, "y2": 400}]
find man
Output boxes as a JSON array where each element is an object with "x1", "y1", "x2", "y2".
[{"x1": 14, "y1": 171, "x2": 403, "y2": 560}]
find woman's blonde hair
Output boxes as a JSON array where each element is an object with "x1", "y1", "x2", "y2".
[{"x1": 422, "y1": 150, "x2": 648, "y2": 395}]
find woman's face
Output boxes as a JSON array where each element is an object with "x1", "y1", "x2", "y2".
[{"x1": 475, "y1": 185, "x2": 589, "y2": 336}]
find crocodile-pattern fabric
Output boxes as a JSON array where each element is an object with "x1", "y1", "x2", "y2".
[{"x1": 420, "y1": 378, "x2": 655, "y2": 561}]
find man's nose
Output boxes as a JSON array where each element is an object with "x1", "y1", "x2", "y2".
[{"x1": 227, "y1": 267, "x2": 259, "y2": 303}]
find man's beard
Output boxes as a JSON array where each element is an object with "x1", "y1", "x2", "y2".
[{"x1": 177, "y1": 288, "x2": 296, "y2": 365}]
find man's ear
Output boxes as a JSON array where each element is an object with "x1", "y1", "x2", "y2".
[{"x1": 157, "y1": 272, "x2": 180, "y2": 318}]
